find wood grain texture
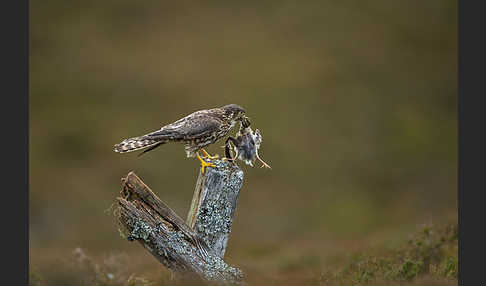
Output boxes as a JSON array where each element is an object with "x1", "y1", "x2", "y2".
[
  {"x1": 187, "y1": 160, "x2": 244, "y2": 258},
  {"x1": 114, "y1": 164, "x2": 244, "y2": 284}
]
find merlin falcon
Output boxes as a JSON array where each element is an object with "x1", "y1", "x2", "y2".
[{"x1": 113, "y1": 104, "x2": 247, "y2": 173}]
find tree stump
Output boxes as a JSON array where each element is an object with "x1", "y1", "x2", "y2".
[{"x1": 114, "y1": 159, "x2": 244, "y2": 284}]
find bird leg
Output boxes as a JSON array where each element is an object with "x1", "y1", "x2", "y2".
[
  {"x1": 256, "y1": 152, "x2": 272, "y2": 169},
  {"x1": 200, "y1": 148, "x2": 219, "y2": 160},
  {"x1": 223, "y1": 136, "x2": 239, "y2": 163},
  {"x1": 196, "y1": 152, "x2": 216, "y2": 174}
]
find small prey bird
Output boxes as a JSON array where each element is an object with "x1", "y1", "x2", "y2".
[
  {"x1": 224, "y1": 117, "x2": 271, "y2": 169},
  {"x1": 114, "y1": 104, "x2": 247, "y2": 173}
]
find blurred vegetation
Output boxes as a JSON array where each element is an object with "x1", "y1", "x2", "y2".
[
  {"x1": 29, "y1": 224, "x2": 457, "y2": 286},
  {"x1": 30, "y1": 0, "x2": 456, "y2": 285},
  {"x1": 320, "y1": 223, "x2": 457, "y2": 285}
]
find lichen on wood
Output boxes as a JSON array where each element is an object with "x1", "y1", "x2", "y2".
[
  {"x1": 187, "y1": 160, "x2": 244, "y2": 258},
  {"x1": 114, "y1": 163, "x2": 245, "y2": 284}
]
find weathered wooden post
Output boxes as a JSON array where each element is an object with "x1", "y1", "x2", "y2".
[
  {"x1": 187, "y1": 159, "x2": 244, "y2": 258},
  {"x1": 114, "y1": 159, "x2": 245, "y2": 284}
]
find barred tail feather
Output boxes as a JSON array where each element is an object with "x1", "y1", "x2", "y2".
[{"x1": 113, "y1": 136, "x2": 163, "y2": 153}]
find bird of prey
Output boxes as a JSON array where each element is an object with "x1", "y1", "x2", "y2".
[
  {"x1": 114, "y1": 104, "x2": 247, "y2": 173},
  {"x1": 224, "y1": 117, "x2": 271, "y2": 169}
]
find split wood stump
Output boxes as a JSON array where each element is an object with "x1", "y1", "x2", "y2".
[{"x1": 114, "y1": 159, "x2": 245, "y2": 284}]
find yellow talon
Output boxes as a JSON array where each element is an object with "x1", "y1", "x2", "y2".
[
  {"x1": 197, "y1": 154, "x2": 216, "y2": 174},
  {"x1": 201, "y1": 148, "x2": 219, "y2": 160}
]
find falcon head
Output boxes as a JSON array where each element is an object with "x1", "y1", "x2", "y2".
[{"x1": 222, "y1": 104, "x2": 246, "y2": 121}]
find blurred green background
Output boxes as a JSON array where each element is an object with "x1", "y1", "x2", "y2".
[{"x1": 30, "y1": 0, "x2": 457, "y2": 285}]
